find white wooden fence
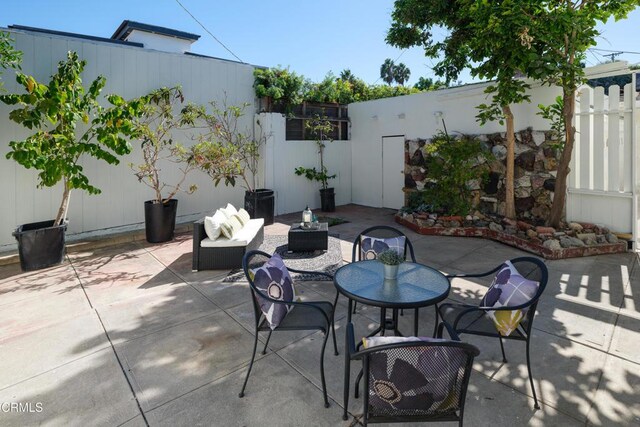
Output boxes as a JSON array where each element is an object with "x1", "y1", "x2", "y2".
[{"x1": 566, "y1": 72, "x2": 639, "y2": 249}]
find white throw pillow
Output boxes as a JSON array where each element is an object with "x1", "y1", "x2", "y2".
[
  {"x1": 236, "y1": 208, "x2": 251, "y2": 225},
  {"x1": 220, "y1": 203, "x2": 238, "y2": 219},
  {"x1": 220, "y1": 215, "x2": 243, "y2": 239},
  {"x1": 204, "y1": 210, "x2": 227, "y2": 240}
]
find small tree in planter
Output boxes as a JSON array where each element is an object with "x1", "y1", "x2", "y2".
[
  {"x1": 189, "y1": 101, "x2": 273, "y2": 223},
  {"x1": 0, "y1": 51, "x2": 145, "y2": 270},
  {"x1": 129, "y1": 86, "x2": 201, "y2": 243},
  {"x1": 294, "y1": 115, "x2": 337, "y2": 212}
]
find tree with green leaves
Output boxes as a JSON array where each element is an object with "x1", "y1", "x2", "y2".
[
  {"x1": 393, "y1": 62, "x2": 411, "y2": 86},
  {"x1": 380, "y1": 58, "x2": 396, "y2": 85},
  {"x1": 189, "y1": 100, "x2": 266, "y2": 191},
  {"x1": 414, "y1": 76, "x2": 446, "y2": 91},
  {"x1": 0, "y1": 31, "x2": 22, "y2": 91},
  {"x1": 339, "y1": 69, "x2": 356, "y2": 84},
  {"x1": 388, "y1": 0, "x2": 551, "y2": 219},
  {"x1": 294, "y1": 115, "x2": 336, "y2": 190},
  {"x1": 389, "y1": 0, "x2": 640, "y2": 225},
  {"x1": 526, "y1": 1, "x2": 640, "y2": 227},
  {"x1": 0, "y1": 51, "x2": 146, "y2": 225},
  {"x1": 129, "y1": 86, "x2": 202, "y2": 204}
]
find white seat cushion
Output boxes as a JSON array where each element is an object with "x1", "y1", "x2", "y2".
[{"x1": 200, "y1": 218, "x2": 264, "y2": 248}]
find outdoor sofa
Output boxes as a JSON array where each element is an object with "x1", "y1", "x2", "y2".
[{"x1": 192, "y1": 210, "x2": 264, "y2": 271}]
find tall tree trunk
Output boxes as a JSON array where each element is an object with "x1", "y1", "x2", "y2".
[
  {"x1": 548, "y1": 89, "x2": 576, "y2": 228},
  {"x1": 55, "y1": 181, "x2": 71, "y2": 226},
  {"x1": 503, "y1": 105, "x2": 516, "y2": 219}
]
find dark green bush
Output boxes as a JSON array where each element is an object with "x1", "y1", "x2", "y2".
[{"x1": 417, "y1": 132, "x2": 489, "y2": 215}]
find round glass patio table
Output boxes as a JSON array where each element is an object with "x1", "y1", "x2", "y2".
[{"x1": 334, "y1": 260, "x2": 450, "y2": 336}]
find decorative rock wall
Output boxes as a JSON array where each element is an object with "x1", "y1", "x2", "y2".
[{"x1": 404, "y1": 128, "x2": 560, "y2": 225}]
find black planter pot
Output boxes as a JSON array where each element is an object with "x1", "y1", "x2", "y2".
[
  {"x1": 144, "y1": 199, "x2": 178, "y2": 243},
  {"x1": 244, "y1": 189, "x2": 275, "y2": 225},
  {"x1": 13, "y1": 220, "x2": 67, "y2": 271},
  {"x1": 320, "y1": 188, "x2": 336, "y2": 212}
]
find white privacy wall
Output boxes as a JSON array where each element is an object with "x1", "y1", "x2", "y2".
[
  {"x1": 259, "y1": 113, "x2": 352, "y2": 216},
  {"x1": 348, "y1": 82, "x2": 562, "y2": 208},
  {"x1": 0, "y1": 28, "x2": 256, "y2": 250}
]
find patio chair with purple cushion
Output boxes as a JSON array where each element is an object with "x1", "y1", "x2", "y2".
[
  {"x1": 238, "y1": 250, "x2": 339, "y2": 408},
  {"x1": 343, "y1": 321, "x2": 479, "y2": 426},
  {"x1": 438, "y1": 256, "x2": 548, "y2": 409}
]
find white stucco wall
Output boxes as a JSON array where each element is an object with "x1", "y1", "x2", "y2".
[
  {"x1": 348, "y1": 82, "x2": 562, "y2": 208},
  {"x1": 259, "y1": 113, "x2": 352, "y2": 216},
  {"x1": 0, "y1": 28, "x2": 255, "y2": 250},
  {"x1": 124, "y1": 30, "x2": 194, "y2": 53}
]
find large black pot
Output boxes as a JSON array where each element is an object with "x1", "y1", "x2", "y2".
[
  {"x1": 320, "y1": 188, "x2": 336, "y2": 212},
  {"x1": 144, "y1": 199, "x2": 178, "y2": 243},
  {"x1": 13, "y1": 220, "x2": 67, "y2": 271},
  {"x1": 244, "y1": 189, "x2": 275, "y2": 225}
]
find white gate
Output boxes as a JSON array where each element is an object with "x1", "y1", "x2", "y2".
[{"x1": 566, "y1": 66, "x2": 639, "y2": 249}]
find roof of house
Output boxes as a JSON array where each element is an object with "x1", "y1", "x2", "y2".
[
  {"x1": 6, "y1": 23, "x2": 254, "y2": 67},
  {"x1": 8, "y1": 24, "x2": 143, "y2": 47},
  {"x1": 111, "y1": 20, "x2": 200, "y2": 42}
]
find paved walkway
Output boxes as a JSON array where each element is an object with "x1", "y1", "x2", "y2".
[{"x1": 0, "y1": 205, "x2": 637, "y2": 426}]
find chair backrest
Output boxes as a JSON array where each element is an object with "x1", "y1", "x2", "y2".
[
  {"x1": 242, "y1": 250, "x2": 278, "y2": 325},
  {"x1": 351, "y1": 225, "x2": 416, "y2": 263},
  {"x1": 360, "y1": 339, "x2": 479, "y2": 423},
  {"x1": 493, "y1": 256, "x2": 548, "y2": 335}
]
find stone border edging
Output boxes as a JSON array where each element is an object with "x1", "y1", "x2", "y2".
[{"x1": 395, "y1": 215, "x2": 627, "y2": 260}]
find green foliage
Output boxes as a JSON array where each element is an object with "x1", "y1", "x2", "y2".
[
  {"x1": 387, "y1": 0, "x2": 536, "y2": 118},
  {"x1": 253, "y1": 66, "x2": 304, "y2": 113},
  {"x1": 377, "y1": 249, "x2": 404, "y2": 265},
  {"x1": 295, "y1": 115, "x2": 336, "y2": 190},
  {"x1": 0, "y1": 51, "x2": 145, "y2": 225},
  {"x1": 189, "y1": 100, "x2": 266, "y2": 191},
  {"x1": 523, "y1": 0, "x2": 640, "y2": 226},
  {"x1": 414, "y1": 77, "x2": 446, "y2": 91},
  {"x1": 294, "y1": 166, "x2": 336, "y2": 188},
  {"x1": 254, "y1": 67, "x2": 422, "y2": 107},
  {"x1": 0, "y1": 31, "x2": 22, "y2": 91},
  {"x1": 129, "y1": 86, "x2": 201, "y2": 203},
  {"x1": 419, "y1": 132, "x2": 489, "y2": 216},
  {"x1": 537, "y1": 96, "x2": 565, "y2": 149}
]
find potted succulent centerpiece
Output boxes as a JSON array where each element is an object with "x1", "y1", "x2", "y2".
[
  {"x1": 0, "y1": 51, "x2": 145, "y2": 270},
  {"x1": 294, "y1": 114, "x2": 337, "y2": 212},
  {"x1": 129, "y1": 86, "x2": 200, "y2": 243},
  {"x1": 378, "y1": 249, "x2": 404, "y2": 280},
  {"x1": 190, "y1": 101, "x2": 274, "y2": 224}
]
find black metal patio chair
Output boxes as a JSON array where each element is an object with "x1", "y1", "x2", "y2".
[
  {"x1": 343, "y1": 321, "x2": 479, "y2": 426},
  {"x1": 438, "y1": 256, "x2": 548, "y2": 409},
  {"x1": 348, "y1": 225, "x2": 438, "y2": 335},
  {"x1": 238, "y1": 250, "x2": 339, "y2": 407}
]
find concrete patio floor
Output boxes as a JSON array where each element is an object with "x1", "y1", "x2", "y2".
[{"x1": 0, "y1": 204, "x2": 638, "y2": 426}]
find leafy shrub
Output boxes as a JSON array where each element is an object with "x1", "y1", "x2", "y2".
[
  {"x1": 418, "y1": 132, "x2": 489, "y2": 215},
  {"x1": 253, "y1": 67, "x2": 304, "y2": 113}
]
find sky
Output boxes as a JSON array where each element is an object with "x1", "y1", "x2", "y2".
[{"x1": 2, "y1": 0, "x2": 640, "y2": 86}]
